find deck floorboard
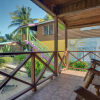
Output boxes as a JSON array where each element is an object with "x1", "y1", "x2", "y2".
[{"x1": 17, "y1": 70, "x2": 94, "y2": 100}]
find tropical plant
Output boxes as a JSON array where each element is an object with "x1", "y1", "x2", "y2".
[
  {"x1": 38, "y1": 13, "x2": 65, "y2": 30},
  {"x1": 38, "y1": 13, "x2": 53, "y2": 22},
  {"x1": 9, "y1": 6, "x2": 37, "y2": 41},
  {"x1": 5, "y1": 34, "x2": 13, "y2": 41},
  {"x1": 2, "y1": 45, "x2": 15, "y2": 53},
  {"x1": 0, "y1": 32, "x2": 6, "y2": 42}
]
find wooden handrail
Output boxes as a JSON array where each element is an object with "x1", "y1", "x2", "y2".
[
  {"x1": 92, "y1": 59, "x2": 100, "y2": 66},
  {"x1": 0, "y1": 51, "x2": 64, "y2": 55},
  {"x1": 74, "y1": 86, "x2": 100, "y2": 100},
  {"x1": 88, "y1": 68, "x2": 100, "y2": 76}
]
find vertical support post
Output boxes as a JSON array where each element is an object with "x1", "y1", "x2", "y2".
[
  {"x1": 31, "y1": 53, "x2": 36, "y2": 91},
  {"x1": 54, "y1": 17, "x2": 58, "y2": 76},
  {"x1": 65, "y1": 26, "x2": 69, "y2": 69}
]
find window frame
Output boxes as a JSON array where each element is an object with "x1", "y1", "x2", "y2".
[{"x1": 43, "y1": 23, "x2": 53, "y2": 35}]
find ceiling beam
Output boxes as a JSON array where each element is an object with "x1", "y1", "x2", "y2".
[
  {"x1": 67, "y1": 21, "x2": 100, "y2": 29},
  {"x1": 31, "y1": 0, "x2": 55, "y2": 17},
  {"x1": 31, "y1": 0, "x2": 66, "y2": 28},
  {"x1": 55, "y1": 0, "x2": 100, "y2": 17}
]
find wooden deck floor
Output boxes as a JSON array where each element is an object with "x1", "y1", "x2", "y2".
[{"x1": 17, "y1": 70, "x2": 94, "y2": 100}]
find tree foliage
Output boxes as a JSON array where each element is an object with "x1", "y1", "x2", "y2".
[
  {"x1": 38, "y1": 13, "x2": 53, "y2": 22},
  {"x1": 9, "y1": 6, "x2": 37, "y2": 41}
]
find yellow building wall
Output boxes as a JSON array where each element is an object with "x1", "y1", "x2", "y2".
[
  {"x1": 41, "y1": 40, "x2": 65, "y2": 51},
  {"x1": 41, "y1": 39, "x2": 80, "y2": 57}
]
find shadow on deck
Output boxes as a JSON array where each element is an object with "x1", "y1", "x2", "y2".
[{"x1": 17, "y1": 70, "x2": 93, "y2": 100}]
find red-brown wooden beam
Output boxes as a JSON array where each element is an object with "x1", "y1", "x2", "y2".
[
  {"x1": 65, "y1": 26, "x2": 69, "y2": 69},
  {"x1": 31, "y1": 53, "x2": 36, "y2": 91},
  {"x1": 54, "y1": 17, "x2": 59, "y2": 75}
]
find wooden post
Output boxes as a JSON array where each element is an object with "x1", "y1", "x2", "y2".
[
  {"x1": 65, "y1": 26, "x2": 69, "y2": 69},
  {"x1": 54, "y1": 17, "x2": 58, "y2": 76},
  {"x1": 31, "y1": 53, "x2": 36, "y2": 91}
]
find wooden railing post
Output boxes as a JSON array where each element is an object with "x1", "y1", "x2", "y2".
[
  {"x1": 65, "y1": 50, "x2": 69, "y2": 69},
  {"x1": 31, "y1": 53, "x2": 36, "y2": 91},
  {"x1": 54, "y1": 17, "x2": 59, "y2": 76},
  {"x1": 54, "y1": 51, "x2": 59, "y2": 75}
]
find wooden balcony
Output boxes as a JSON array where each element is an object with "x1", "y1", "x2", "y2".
[
  {"x1": 16, "y1": 70, "x2": 88, "y2": 100},
  {"x1": 0, "y1": 51, "x2": 99, "y2": 100}
]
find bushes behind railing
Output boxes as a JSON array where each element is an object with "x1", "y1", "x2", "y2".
[
  {"x1": 68, "y1": 60, "x2": 89, "y2": 71},
  {"x1": 13, "y1": 55, "x2": 55, "y2": 77}
]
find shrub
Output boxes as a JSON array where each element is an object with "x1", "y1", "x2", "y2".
[
  {"x1": 13, "y1": 55, "x2": 65, "y2": 77},
  {"x1": 68, "y1": 60, "x2": 88, "y2": 71},
  {"x1": 2, "y1": 45, "x2": 15, "y2": 53},
  {"x1": 14, "y1": 55, "x2": 44, "y2": 77},
  {"x1": 25, "y1": 59, "x2": 44, "y2": 77}
]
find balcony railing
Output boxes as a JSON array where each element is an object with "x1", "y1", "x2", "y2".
[
  {"x1": 0, "y1": 51, "x2": 65, "y2": 100},
  {"x1": 68, "y1": 51, "x2": 100, "y2": 71},
  {"x1": 0, "y1": 50, "x2": 100, "y2": 99}
]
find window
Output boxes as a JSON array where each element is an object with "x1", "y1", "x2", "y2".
[{"x1": 43, "y1": 24, "x2": 53, "y2": 35}]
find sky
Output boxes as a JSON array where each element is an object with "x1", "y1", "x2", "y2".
[{"x1": 0, "y1": 0, "x2": 46, "y2": 36}]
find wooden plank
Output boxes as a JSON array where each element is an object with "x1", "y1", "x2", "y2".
[
  {"x1": 58, "y1": 53, "x2": 66, "y2": 67},
  {"x1": 92, "y1": 52, "x2": 100, "y2": 59},
  {"x1": 58, "y1": 54, "x2": 65, "y2": 73},
  {"x1": 89, "y1": 68, "x2": 100, "y2": 76},
  {"x1": 65, "y1": 27, "x2": 68, "y2": 51},
  {"x1": 74, "y1": 86, "x2": 100, "y2": 100},
  {"x1": 7, "y1": 86, "x2": 34, "y2": 100},
  {"x1": 70, "y1": 52, "x2": 90, "y2": 66},
  {"x1": 31, "y1": 54, "x2": 36, "y2": 91},
  {"x1": 35, "y1": 53, "x2": 54, "y2": 84},
  {"x1": 37, "y1": 74, "x2": 54, "y2": 86},
  {"x1": 65, "y1": 27, "x2": 69, "y2": 69},
  {"x1": 5, "y1": 66, "x2": 27, "y2": 73},
  {"x1": 54, "y1": 17, "x2": 59, "y2": 75},
  {"x1": 35, "y1": 54, "x2": 56, "y2": 74},
  {"x1": 0, "y1": 55, "x2": 31, "y2": 90},
  {"x1": 83, "y1": 71, "x2": 94, "y2": 89},
  {"x1": 0, "y1": 70, "x2": 32, "y2": 86},
  {"x1": 69, "y1": 52, "x2": 88, "y2": 68},
  {"x1": 0, "y1": 51, "x2": 64, "y2": 56},
  {"x1": 68, "y1": 20, "x2": 100, "y2": 29},
  {"x1": 56, "y1": 0, "x2": 100, "y2": 17}
]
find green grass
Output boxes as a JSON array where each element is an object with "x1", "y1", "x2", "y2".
[{"x1": 0, "y1": 57, "x2": 13, "y2": 67}]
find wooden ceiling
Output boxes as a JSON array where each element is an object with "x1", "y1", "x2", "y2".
[
  {"x1": 32, "y1": 0, "x2": 100, "y2": 29},
  {"x1": 68, "y1": 28, "x2": 100, "y2": 39}
]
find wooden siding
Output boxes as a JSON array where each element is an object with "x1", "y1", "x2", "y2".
[{"x1": 36, "y1": 22, "x2": 65, "y2": 41}]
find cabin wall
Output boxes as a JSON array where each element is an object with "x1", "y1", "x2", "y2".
[{"x1": 36, "y1": 22, "x2": 65, "y2": 41}]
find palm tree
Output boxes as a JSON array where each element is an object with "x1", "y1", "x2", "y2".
[
  {"x1": 38, "y1": 13, "x2": 53, "y2": 22},
  {"x1": 9, "y1": 6, "x2": 37, "y2": 41}
]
